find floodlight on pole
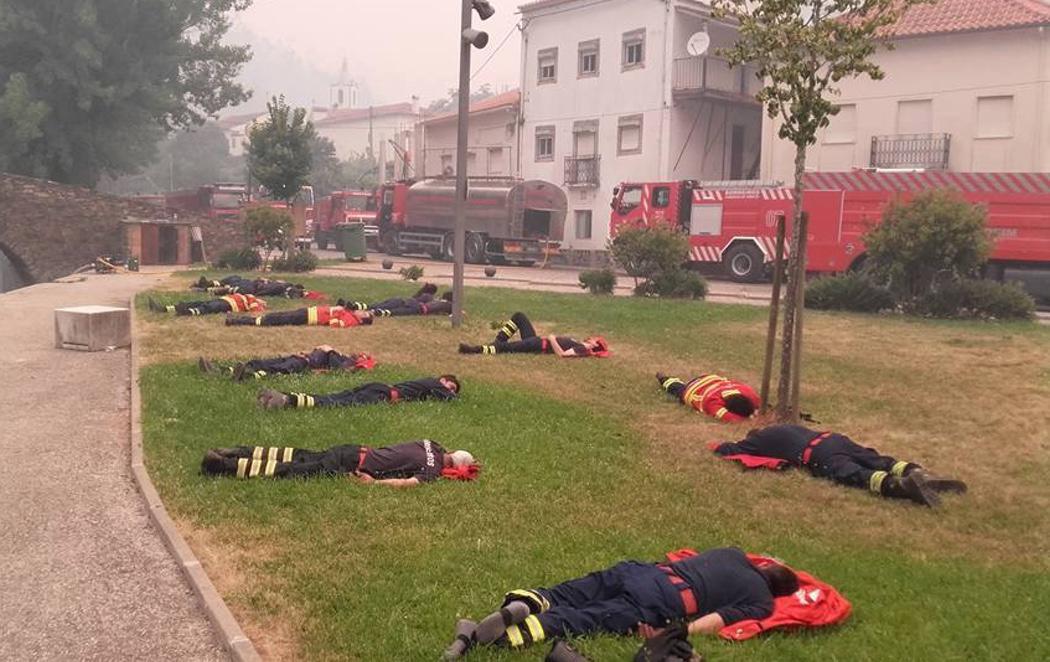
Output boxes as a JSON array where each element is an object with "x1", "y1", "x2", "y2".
[{"x1": 451, "y1": 0, "x2": 495, "y2": 328}]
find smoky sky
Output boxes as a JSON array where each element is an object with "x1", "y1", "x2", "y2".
[{"x1": 232, "y1": 0, "x2": 523, "y2": 109}]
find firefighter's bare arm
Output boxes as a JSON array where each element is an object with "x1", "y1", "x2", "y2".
[
  {"x1": 547, "y1": 334, "x2": 577, "y2": 357},
  {"x1": 686, "y1": 612, "x2": 725, "y2": 636},
  {"x1": 352, "y1": 472, "x2": 419, "y2": 488}
]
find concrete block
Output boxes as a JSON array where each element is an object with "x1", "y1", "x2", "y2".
[{"x1": 54, "y1": 305, "x2": 130, "y2": 351}]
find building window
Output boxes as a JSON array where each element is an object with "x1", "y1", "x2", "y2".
[
  {"x1": 824, "y1": 104, "x2": 856, "y2": 144},
  {"x1": 896, "y1": 99, "x2": 933, "y2": 135},
  {"x1": 575, "y1": 210, "x2": 593, "y2": 239},
  {"x1": 653, "y1": 186, "x2": 670, "y2": 208},
  {"x1": 538, "y1": 47, "x2": 558, "y2": 84},
  {"x1": 617, "y1": 114, "x2": 643, "y2": 155},
  {"x1": 578, "y1": 39, "x2": 599, "y2": 77},
  {"x1": 977, "y1": 95, "x2": 1014, "y2": 138},
  {"x1": 535, "y1": 126, "x2": 555, "y2": 161},
  {"x1": 572, "y1": 119, "x2": 598, "y2": 156},
  {"x1": 488, "y1": 147, "x2": 504, "y2": 175},
  {"x1": 622, "y1": 29, "x2": 645, "y2": 70},
  {"x1": 441, "y1": 154, "x2": 453, "y2": 176}
]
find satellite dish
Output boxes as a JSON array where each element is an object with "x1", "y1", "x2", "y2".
[{"x1": 686, "y1": 32, "x2": 710, "y2": 57}]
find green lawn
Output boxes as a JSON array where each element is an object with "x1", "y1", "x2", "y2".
[{"x1": 139, "y1": 273, "x2": 1050, "y2": 661}]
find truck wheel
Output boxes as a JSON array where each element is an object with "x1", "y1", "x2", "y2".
[
  {"x1": 465, "y1": 232, "x2": 486, "y2": 264},
  {"x1": 381, "y1": 229, "x2": 401, "y2": 256},
  {"x1": 315, "y1": 233, "x2": 328, "y2": 250},
  {"x1": 723, "y1": 244, "x2": 765, "y2": 283},
  {"x1": 441, "y1": 234, "x2": 455, "y2": 261}
]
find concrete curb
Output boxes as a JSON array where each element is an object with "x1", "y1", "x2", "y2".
[{"x1": 128, "y1": 301, "x2": 262, "y2": 662}]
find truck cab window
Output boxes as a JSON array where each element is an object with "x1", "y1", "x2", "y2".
[
  {"x1": 620, "y1": 187, "x2": 642, "y2": 210},
  {"x1": 653, "y1": 187, "x2": 670, "y2": 208}
]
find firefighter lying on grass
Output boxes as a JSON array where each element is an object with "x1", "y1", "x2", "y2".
[
  {"x1": 197, "y1": 345, "x2": 376, "y2": 381},
  {"x1": 657, "y1": 372, "x2": 761, "y2": 423},
  {"x1": 225, "y1": 305, "x2": 374, "y2": 328},
  {"x1": 458, "y1": 312, "x2": 609, "y2": 358},
  {"x1": 191, "y1": 274, "x2": 319, "y2": 299},
  {"x1": 442, "y1": 546, "x2": 853, "y2": 660},
  {"x1": 147, "y1": 293, "x2": 265, "y2": 316},
  {"x1": 200, "y1": 439, "x2": 478, "y2": 486},
  {"x1": 256, "y1": 375, "x2": 460, "y2": 410},
  {"x1": 712, "y1": 424, "x2": 968, "y2": 507},
  {"x1": 337, "y1": 281, "x2": 453, "y2": 317}
]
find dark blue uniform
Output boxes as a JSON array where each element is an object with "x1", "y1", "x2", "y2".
[{"x1": 499, "y1": 547, "x2": 773, "y2": 647}]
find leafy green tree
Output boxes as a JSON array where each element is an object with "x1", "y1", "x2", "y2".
[
  {"x1": 864, "y1": 190, "x2": 992, "y2": 302},
  {"x1": 248, "y1": 96, "x2": 315, "y2": 203},
  {"x1": 308, "y1": 135, "x2": 343, "y2": 197},
  {"x1": 244, "y1": 206, "x2": 293, "y2": 268},
  {"x1": 341, "y1": 153, "x2": 379, "y2": 190},
  {"x1": 712, "y1": 0, "x2": 929, "y2": 421},
  {"x1": 0, "y1": 0, "x2": 252, "y2": 187}
]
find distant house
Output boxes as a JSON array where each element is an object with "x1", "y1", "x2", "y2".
[
  {"x1": 216, "y1": 111, "x2": 265, "y2": 157},
  {"x1": 761, "y1": 0, "x2": 1050, "y2": 180},
  {"x1": 518, "y1": 0, "x2": 763, "y2": 254},
  {"x1": 415, "y1": 89, "x2": 521, "y2": 178},
  {"x1": 313, "y1": 101, "x2": 421, "y2": 178}
]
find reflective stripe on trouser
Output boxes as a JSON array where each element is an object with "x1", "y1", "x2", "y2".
[
  {"x1": 495, "y1": 320, "x2": 519, "y2": 342},
  {"x1": 482, "y1": 345, "x2": 496, "y2": 355},
  {"x1": 891, "y1": 461, "x2": 910, "y2": 476},
  {"x1": 503, "y1": 589, "x2": 550, "y2": 614},
  {"x1": 307, "y1": 307, "x2": 319, "y2": 325},
  {"x1": 869, "y1": 470, "x2": 889, "y2": 493},
  {"x1": 290, "y1": 393, "x2": 316, "y2": 408},
  {"x1": 504, "y1": 615, "x2": 545, "y2": 648}
]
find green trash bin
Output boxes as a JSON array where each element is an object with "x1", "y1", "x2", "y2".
[{"x1": 339, "y1": 222, "x2": 367, "y2": 262}]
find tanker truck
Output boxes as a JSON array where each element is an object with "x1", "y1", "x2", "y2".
[{"x1": 376, "y1": 177, "x2": 565, "y2": 265}]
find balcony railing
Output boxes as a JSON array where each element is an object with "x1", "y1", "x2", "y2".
[
  {"x1": 870, "y1": 133, "x2": 951, "y2": 170},
  {"x1": 564, "y1": 155, "x2": 601, "y2": 187},
  {"x1": 672, "y1": 56, "x2": 760, "y2": 100}
]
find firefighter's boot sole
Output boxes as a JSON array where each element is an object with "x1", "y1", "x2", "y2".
[
  {"x1": 546, "y1": 640, "x2": 590, "y2": 662},
  {"x1": 200, "y1": 451, "x2": 227, "y2": 476},
  {"x1": 441, "y1": 619, "x2": 477, "y2": 660},
  {"x1": 232, "y1": 363, "x2": 249, "y2": 382},
  {"x1": 913, "y1": 470, "x2": 968, "y2": 494},
  {"x1": 475, "y1": 600, "x2": 530, "y2": 644},
  {"x1": 257, "y1": 388, "x2": 289, "y2": 410},
  {"x1": 458, "y1": 343, "x2": 482, "y2": 354},
  {"x1": 902, "y1": 474, "x2": 941, "y2": 507},
  {"x1": 147, "y1": 297, "x2": 165, "y2": 313},
  {"x1": 198, "y1": 357, "x2": 218, "y2": 375}
]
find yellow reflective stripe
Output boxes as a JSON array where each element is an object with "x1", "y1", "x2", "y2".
[
  {"x1": 267, "y1": 447, "x2": 280, "y2": 462},
  {"x1": 523, "y1": 615, "x2": 544, "y2": 643},
  {"x1": 254, "y1": 317, "x2": 262, "y2": 326},
  {"x1": 891, "y1": 461, "x2": 909, "y2": 476},
  {"x1": 252, "y1": 447, "x2": 264, "y2": 461},
  {"x1": 721, "y1": 389, "x2": 741, "y2": 398},
  {"x1": 165, "y1": 305, "x2": 176, "y2": 313},
  {"x1": 236, "y1": 458, "x2": 249, "y2": 478},
  {"x1": 249, "y1": 459, "x2": 262, "y2": 477},
  {"x1": 264, "y1": 458, "x2": 277, "y2": 477},
  {"x1": 255, "y1": 371, "x2": 266, "y2": 379},
  {"x1": 305, "y1": 395, "x2": 315, "y2": 408},
  {"x1": 283, "y1": 447, "x2": 294, "y2": 463},
  {"x1": 661, "y1": 377, "x2": 684, "y2": 391},
  {"x1": 307, "y1": 307, "x2": 319, "y2": 325},
  {"x1": 505, "y1": 625, "x2": 524, "y2": 648},
  {"x1": 870, "y1": 471, "x2": 888, "y2": 493},
  {"x1": 715, "y1": 407, "x2": 729, "y2": 419},
  {"x1": 684, "y1": 375, "x2": 723, "y2": 403}
]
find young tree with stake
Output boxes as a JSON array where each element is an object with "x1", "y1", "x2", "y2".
[{"x1": 712, "y1": 0, "x2": 930, "y2": 421}]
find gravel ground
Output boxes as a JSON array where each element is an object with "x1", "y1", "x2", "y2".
[{"x1": 0, "y1": 274, "x2": 228, "y2": 662}]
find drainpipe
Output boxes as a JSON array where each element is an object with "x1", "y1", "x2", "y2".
[
  {"x1": 658, "y1": 0, "x2": 672, "y2": 180},
  {"x1": 1035, "y1": 26, "x2": 1047, "y2": 171},
  {"x1": 517, "y1": 19, "x2": 529, "y2": 178}
]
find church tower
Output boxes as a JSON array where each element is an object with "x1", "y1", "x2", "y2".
[{"x1": 330, "y1": 57, "x2": 359, "y2": 110}]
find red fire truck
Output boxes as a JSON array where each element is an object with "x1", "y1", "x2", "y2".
[
  {"x1": 376, "y1": 177, "x2": 565, "y2": 265},
  {"x1": 313, "y1": 190, "x2": 378, "y2": 250},
  {"x1": 610, "y1": 171, "x2": 1050, "y2": 282},
  {"x1": 163, "y1": 183, "x2": 246, "y2": 220}
]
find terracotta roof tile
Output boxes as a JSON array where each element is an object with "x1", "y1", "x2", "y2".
[
  {"x1": 890, "y1": 0, "x2": 1050, "y2": 37},
  {"x1": 313, "y1": 102, "x2": 417, "y2": 127},
  {"x1": 424, "y1": 89, "x2": 521, "y2": 124}
]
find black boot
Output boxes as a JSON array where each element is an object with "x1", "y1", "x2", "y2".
[
  {"x1": 198, "y1": 357, "x2": 218, "y2": 375},
  {"x1": 910, "y1": 469, "x2": 968, "y2": 494},
  {"x1": 881, "y1": 474, "x2": 940, "y2": 507},
  {"x1": 476, "y1": 601, "x2": 530, "y2": 644},
  {"x1": 441, "y1": 619, "x2": 477, "y2": 660},
  {"x1": 200, "y1": 451, "x2": 230, "y2": 476},
  {"x1": 458, "y1": 343, "x2": 482, "y2": 354},
  {"x1": 147, "y1": 297, "x2": 165, "y2": 313},
  {"x1": 656, "y1": 372, "x2": 668, "y2": 385},
  {"x1": 413, "y1": 282, "x2": 438, "y2": 298},
  {"x1": 547, "y1": 640, "x2": 590, "y2": 662},
  {"x1": 232, "y1": 363, "x2": 249, "y2": 381}
]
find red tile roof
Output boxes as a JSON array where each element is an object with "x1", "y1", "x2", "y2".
[
  {"x1": 313, "y1": 102, "x2": 417, "y2": 127},
  {"x1": 890, "y1": 0, "x2": 1050, "y2": 37},
  {"x1": 424, "y1": 89, "x2": 521, "y2": 124}
]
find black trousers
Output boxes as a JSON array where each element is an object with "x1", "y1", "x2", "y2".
[
  {"x1": 210, "y1": 444, "x2": 363, "y2": 479},
  {"x1": 808, "y1": 434, "x2": 913, "y2": 491},
  {"x1": 287, "y1": 382, "x2": 393, "y2": 408},
  {"x1": 174, "y1": 299, "x2": 233, "y2": 316},
  {"x1": 489, "y1": 312, "x2": 544, "y2": 354},
  {"x1": 255, "y1": 309, "x2": 309, "y2": 326}
]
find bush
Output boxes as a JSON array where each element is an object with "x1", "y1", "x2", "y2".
[
  {"x1": 914, "y1": 279, "x2": 1035, "y2": 320},
  {"x1": 245, "y1": 206, "x2": 295, "y2": 266},
  {"x1": 578, "y1": 268, "x2": 617, "y2": 295},
  {"x1": 864, "y1": 189, "x2": 992, "y2": 302},
  {"x1": 634, "y1": 269, "x2": 708, "y2": 299},
  {"x1": 805, "y1": 273, "x2": 895, "y2": 313},
  {"x1": 270, "y1": 249, "x2": 318, "y2": 273},
  {"x1": 398, "y1": 265, "x2": 424, "y2": 281},
  {"x1": 215, "y1": 247, "x2": 261, "y2": 271}
]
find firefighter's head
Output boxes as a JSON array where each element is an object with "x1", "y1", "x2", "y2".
[
  {"x1": 754, "y1": 559, "x2": 799, "y2": 597},
  {"x1": 356, "y1": 310, "x2": 375, "y2": 325},
  {"x1": 438, "y1": 374, "x2": 461, "y2": 394},
  {"x1": 583, "y1": 336, "x2": 610, "y2": 357},
  {"x1": 725, "y1": 394, "x2": 756, "y2": 419},
  {"x1": 444, "y1": 449, "x2": 475, "y2": 468}
]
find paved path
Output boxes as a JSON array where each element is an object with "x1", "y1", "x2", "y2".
[{"x1": 0, "y1": 273, "x2": 228, "y2": 661}]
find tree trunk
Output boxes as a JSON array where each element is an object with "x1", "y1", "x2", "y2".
[{"x1": 775, "y1": 145, "x2": 808, "y2": 422}]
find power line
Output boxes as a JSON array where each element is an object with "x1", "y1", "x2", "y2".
[{"x1": 471, "y1": 20, "x2": 522, "y2": 80}]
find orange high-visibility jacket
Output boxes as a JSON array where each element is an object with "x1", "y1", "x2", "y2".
[
  {"x1": 220, "y1": 293, "x2": 266, "y2": 313},
  {"x1": 680, "y1": 374, "x2": 761, "y2": 422}
]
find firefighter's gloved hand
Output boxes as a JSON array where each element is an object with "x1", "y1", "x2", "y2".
[{"x1": 633, "y1": 623, "x2": 699, "y2": 662}]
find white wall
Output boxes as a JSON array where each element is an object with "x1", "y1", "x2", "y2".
[
  {"x1": 762, "y1": 27, "x2": 1050, "y2": 180},
  {"x1": 416, "y1": 109, "x2": 519, "y2": 178},
  {"x1": 317, "y1": 112, "x2": 418, "y2": 161}
]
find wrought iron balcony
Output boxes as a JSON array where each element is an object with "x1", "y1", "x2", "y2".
[
  {"x1": 870, "y1": 133, "x2": 951, "y2": 170},
  {"x1": 672, "y1": 56, "x2": 760, "y2": 102},
  {"x1": 564, "y1": 155, "x2": 600, "y2": 187}
]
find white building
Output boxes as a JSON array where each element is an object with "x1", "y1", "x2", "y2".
[
  {"x1": 415, "y1": 90, "x2": 521, "y2": 178},
  {"x1": 519, "y1": 0, "x2": 762, "y2": 256},
  {"x1": 762, "y1": 0, "x2": 1050, "y2": 181},
  {"x1": 313, "y1": 101, "x2": 421, "y2": 177}
]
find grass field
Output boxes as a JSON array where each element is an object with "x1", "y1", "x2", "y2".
[{"x1": 138, "y1": 273, "x2": 1050, "y2": 661}]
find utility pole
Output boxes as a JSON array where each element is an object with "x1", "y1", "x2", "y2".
[
  {"x1": 452, "y1": 0, "x2": 495, "y2": 327},
  {"x1": 367, "y1": 106, "x2": 375, "y2": 162}
]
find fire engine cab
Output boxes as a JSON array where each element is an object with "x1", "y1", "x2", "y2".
[{"x1": 610, "y1": 171, "x2": 1050, "y2": 282}]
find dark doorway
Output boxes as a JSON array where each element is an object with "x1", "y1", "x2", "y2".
[
  {"x1": 158, "y1": 225, "x2": 179, "y2": 264},
  {"x1": 523, "y1": 209, "x2": 552, "y2": 238},
  {"x1": 729, "y1": 125, "x2": 746, "y2": 180}
]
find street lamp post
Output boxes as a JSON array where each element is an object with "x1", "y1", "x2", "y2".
[{"x1": 451, "y1": 0, "x2": 494, "y2": 327}]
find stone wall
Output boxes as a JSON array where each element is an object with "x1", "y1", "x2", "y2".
[{"x1": 0, "y1": 173, "x2": 247, "y2": 284}]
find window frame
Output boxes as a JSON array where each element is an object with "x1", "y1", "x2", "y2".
[
  {"x1": 975, "y1": 95, "x2": 1014, "y2": 139},
  {"x1": 622, "y1": 29, "x2": 645, "y2": 70},
  {"x1": 578, "y1": 39, "x2": 600, "y2": 78},
  {"x1": 574, "y1": 209, "x2": 593, "y2": 240},
  {"x1": 652, "y1": 186, "x2": 671, "y2": 208},
  {"x1": 535, "y1": 125, "x2": 555, "y2": 162},
  {"x1": 617, "y1": 114, "x2": 644, "y2": 156},
  {"x1": 537, "y1": 47, "x2": 558, "y2": 85}
]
